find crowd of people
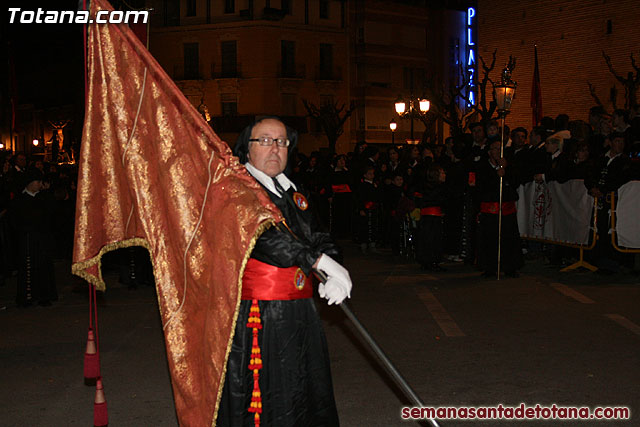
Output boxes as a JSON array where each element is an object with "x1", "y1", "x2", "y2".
[
  {"x1": 292, "y1": 106, "x2": 640, "y2": 277},
  {"x1": 0, "y1": 152, "x2": 77, "y2": 307},
  {"x1": 3, "y1": 106, "x2": 639, "y2": 308}
]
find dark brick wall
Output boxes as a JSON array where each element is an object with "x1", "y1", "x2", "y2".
[{"x1": 477, "y1": 0, "x2": 640, "y2": 130}]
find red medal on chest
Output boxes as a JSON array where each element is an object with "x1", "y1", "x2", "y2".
[{"x1": 292, "y1": 192, "x2": 308, "y2": 210}]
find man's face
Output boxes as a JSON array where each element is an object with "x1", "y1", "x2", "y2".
[
  {"x1": 488, "y1": 141, "x2": 501, "y2": 162},
  {"x1": 364, "y1": 169, "x2": 375, "y2": 181},
  {"x1": 393, "y1": 175, "x2": 403, "y2": 187},
  {"x1": 389, "y1": 150, "x2": 399, "y2": 162},
  {"x1": 612, "y1": 113, "x2": 624, "y2": 128},
  {"x1": 26, "y1": 180, "x2": 42, "y2": 193},
  {"x1": 512, "y1": 131, "x2": 526, "y2": 148},
  {"x1": 247, "y1": 119, "x2": 288, "y2": 177},
  {"x1": 610, "y1": 137, "x2": 625, "y2": 155},
  {"x1": 472, "y1": 126, "x2": 485, "y2": 142},
  {"x1": 530, "y1": 131, "x2": 541, "y2": 145},
  {"x1": 487, "y1": 125, "x2": 498, "y2": 137},
  {"x1": 545, "y1": 140, "x2": 558, "y2": 153},
  {"x1": 16, "y1": 155, "x2": 26, "y2": 168}
]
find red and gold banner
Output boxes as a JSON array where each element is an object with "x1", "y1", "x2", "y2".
[{"x1": 71, "y1": 0, "x2": 282, "y2": 425}]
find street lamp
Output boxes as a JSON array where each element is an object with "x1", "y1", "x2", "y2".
[
  {"x1": 394, "y1": 95, "x2": 430, "y2": 142},
  {"x1": 492, "y1": 66, "x2": 517, "y2": 281},
  {"x1": 389, "y1": 119, "x2": 397, "y2": 145},
  {"x1": 32, "y1": 139, "x2": 39, "y2": 147},
  {"x1": 494, "y1": 67, "x2": 517, "y2": 117},
  {"x1": 198, "y1": 97, "x2": 211, "y2": 122}
]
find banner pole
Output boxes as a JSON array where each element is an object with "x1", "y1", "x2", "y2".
[
  {"x1": 497, "y1": 115, "x2": 506, "y2": 280},
  {"x1": 314, "y1": 270, "x2": 441, "y2": 427}
]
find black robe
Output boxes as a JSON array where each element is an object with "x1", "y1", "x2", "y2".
[
  {"x1": 476, "y1": 160, "x2": 523, "y2": 275},
  {"x1": 11, "y1": 191, "x2": 57, "y2": 305},
  {"x1": 355, "y1": 179, "x2": 381, "y2": 244},
  {"x1": 416, "y1": 182, "x2": 446, "y2": 267},
  {"x1": 217, "y1": 181, "x2": 340, "y2": 427}
]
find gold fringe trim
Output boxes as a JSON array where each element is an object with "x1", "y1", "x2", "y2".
[
  {"x1": 71, "y1": 237, "x2": 151, "y2": 291},
  {"x1": 211, "y1": 218, "x2": 275, "y2": 427}
]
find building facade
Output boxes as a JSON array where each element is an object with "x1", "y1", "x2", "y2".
[
  {"x1": 147, "y1": 0, "x2": 351, "y2": 154},
  {"x1": 350, "y1": 0, "x2": 473, "y2": 145}
]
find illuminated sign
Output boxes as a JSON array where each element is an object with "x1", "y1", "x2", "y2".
[{"x1": 467, "y1": 7, "x2": 477, "y2": 107}]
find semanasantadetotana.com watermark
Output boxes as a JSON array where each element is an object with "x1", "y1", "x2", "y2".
[{"x1": 8, "y1": 7, "x2": 149, "y2": 24}]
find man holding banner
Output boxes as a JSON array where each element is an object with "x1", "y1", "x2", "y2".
[{"x1": 217, "y1": 116, "x2": 352, "y2": 426}]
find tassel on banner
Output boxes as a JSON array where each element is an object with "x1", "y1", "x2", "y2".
[
  {"x1": 94, "y1": 378, "x2": 108, "y2": 427},
  {"x1": 84, "y1": 329, "x2": 99, "y2": 385},
  {"x1": 247, "y1": 299, "x2": 263, "y2": 427}
]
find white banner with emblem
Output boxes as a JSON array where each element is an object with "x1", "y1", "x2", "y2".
[
  {"x1": 517, "y1": 179, "x2": 594, "y2": 245},
  {"x1": 615, "y1": 180, "x2": 640, "y2": 249}
]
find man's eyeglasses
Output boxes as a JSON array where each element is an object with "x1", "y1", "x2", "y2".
[{"x1": 249, "y1": 137, "x2": 290, "y2": 147}]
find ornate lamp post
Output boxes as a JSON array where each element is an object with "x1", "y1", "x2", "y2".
[
  {"x1": 198, "y1": 96, "x2": 211, "y2": 122},
  {"x1": 394, "y1": 96, "x2": 430, "y2": 143},
  {"x1": 493, "y1": 66, "x2": 517, "y2": 280},
  {"x1": 389, "y1": 119, "x2": 397, "y2": 145}
]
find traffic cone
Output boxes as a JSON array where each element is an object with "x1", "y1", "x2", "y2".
[
  {"x1": 94, "y1": 378, "x2": 108, "y2": 427},
  {"x1": 84, "y1": 329, "x2": 99, "y2": 385}
]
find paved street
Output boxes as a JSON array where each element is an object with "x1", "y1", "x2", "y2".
[{"x1": 1, "y1": 243, "x2": 639, "y2": 426}]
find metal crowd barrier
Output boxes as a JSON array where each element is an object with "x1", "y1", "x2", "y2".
[
  {"x1": 610, "y1": 191, "x2": 640, "y2": 254},
  {"x1": 519, "y1": 197, "x2": 599, "y2": 272}
]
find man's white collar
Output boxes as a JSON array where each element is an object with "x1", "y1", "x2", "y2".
[{"x1": 244, "y1": 162, "x2": 296, "y2": 197}]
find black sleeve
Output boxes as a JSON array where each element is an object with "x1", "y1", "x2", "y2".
[
  {"x1": 251, "y1": 225, "x2": 319, "y2": 274},
  {"x1": 250, "y1": 183, "x2": 341, "y2": 274}
]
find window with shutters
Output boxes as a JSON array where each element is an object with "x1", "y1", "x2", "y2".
[
  {"x1": 221, "y1": 41, "x2": 237, "y2": 77},
  {"x1": 184, "y1": 43, "x2": 199, "y2": 79}
]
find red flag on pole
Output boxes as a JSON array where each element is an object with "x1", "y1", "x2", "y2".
[
  {"x1": 531, "y1": 45, "x2": 543, "y2": 128},
  {"x1": 72, "y1": 0, "x2": 282, "y2": 424}
]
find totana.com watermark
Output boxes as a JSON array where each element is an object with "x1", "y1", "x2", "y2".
[{"x1": 8, "y1": 7, "x2": 148, "y2": 24}]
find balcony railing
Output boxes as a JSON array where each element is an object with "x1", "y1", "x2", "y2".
[
  {"x1": 315, "y1": 66, "x2": 343, "y2": 81},
  {"x1": 211, "y1": 63, "x2": 243, "y2": 79},
  {"x1": 278, "y1": 64, "x2": 306, "y2": 79},
  {"x1": 173, "y1": 64, "x2": 202, "y2": 81}
]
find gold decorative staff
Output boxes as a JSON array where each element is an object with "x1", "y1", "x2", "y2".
[{"x1": 493, "y1": 66, "x2": 517, "y2": 280}]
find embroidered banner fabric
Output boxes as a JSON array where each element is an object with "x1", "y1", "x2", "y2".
[{"x1": 71, "y1": 0, "x2": 282, "y2": 424}]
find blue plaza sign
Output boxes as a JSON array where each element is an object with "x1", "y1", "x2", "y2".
[{"x1": 466, "y1": 7, "x2": 477, "y2": 107}]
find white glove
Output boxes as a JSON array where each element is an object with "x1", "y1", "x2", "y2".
[
  {"x1": 316, "y1": 254, "x2": 352, "y2": 305},
  {"x1": 317, "y1": 254, "x2": 351, "y2": 288},
  {"x1": 318, "y1": 278, "x2": 350, "y2": 305}
]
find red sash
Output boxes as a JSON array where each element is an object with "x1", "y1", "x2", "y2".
[
  {"x1": 480, "y1": 201, "x2": 517, "y2": 215},
  {"x1": 364, "y1": 201, "x2": 377, "y2": 210},
  {"x1": 241, "y1": 258, "x2": 313, "y2": 300},
  {"x1": 420, "y1": 206, "x2": 443, "y2": 216},
  {"x1": 331, "y1": 184, "x2": 352, "y2": 193}
]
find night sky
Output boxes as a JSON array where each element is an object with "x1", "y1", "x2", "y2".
[{"x1": 3, "y1": 1, "x2": 84, "y2": 109}]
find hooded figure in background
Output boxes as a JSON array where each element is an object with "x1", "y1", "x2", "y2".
[
  {"x1": 217, "y1": 116, "x2": 352, "y2": 426},
  {"x1": 11, "y1": 167, "x2": 57, "y2": 307}
]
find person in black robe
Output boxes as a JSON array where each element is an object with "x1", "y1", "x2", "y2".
[
  {"x1": 383, "y1": 172, "x2": 406, "y2": 255},
  {"x1": 329, "y1": 154, "x2": 353, "y2": 238},
  {"x1": 11, "y1": 168, "x2": 57, "y2": 306},
  {"x1": 476, "y1": 140, "x2": 523, "y2": 278},
  {"x1": 443, "y1": 141, "x2": 469, "y2": 261},
  {"x1": 416, "y1": 164, "x2": 447, "y2": 271},
  {"x1": 584, "y1": 132, "x2": 633, "y2": 272},
  {"x1": 218, "y1": 117, "x2": 351, "y2": 426},
  {"x1": 356, "y1": 165, "x2": 382, "y2": 253}
]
